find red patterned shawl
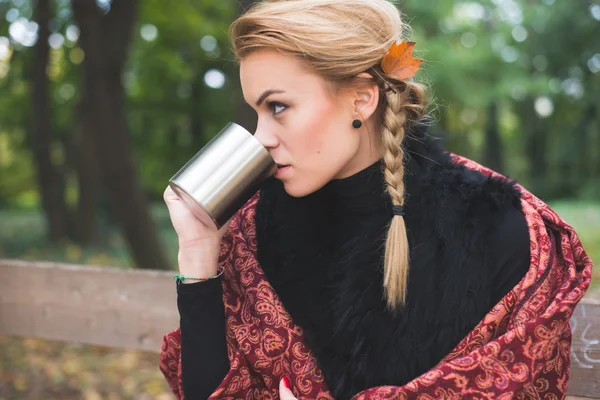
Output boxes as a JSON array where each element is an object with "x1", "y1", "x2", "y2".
[{"x1": 160, "y1": 156, "x2": 593, "y2": 399}]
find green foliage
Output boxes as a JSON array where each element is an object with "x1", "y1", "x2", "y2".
[
  {"x1": 128, "y1": 0, "x2": 239, "y2": 196},
  {"x1": 405, "y1": 0, "x2": 600, "y2": 192}
]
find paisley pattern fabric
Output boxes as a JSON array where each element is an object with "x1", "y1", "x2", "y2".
[{"x1": 159, "y1": 155, "x2": 593, "y2": 399}]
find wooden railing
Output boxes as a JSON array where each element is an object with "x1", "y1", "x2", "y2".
[{"x1": 0, "y1": 259, "x2": 598, "y2": 399}]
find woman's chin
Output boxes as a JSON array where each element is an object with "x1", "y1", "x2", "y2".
[
  {"x1": 280, "y1": 180, "x2": 309, "y2": 198},
  {"x1": 282, "y1": 179, "x2": 325, "y2": 198},
  {"x1": 282, "y1": 184, "x2": 307, "y2": 198}
]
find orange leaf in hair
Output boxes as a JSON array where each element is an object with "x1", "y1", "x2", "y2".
[{"x1": 381, "y1": 41, "x2": 423, "y2": 80}]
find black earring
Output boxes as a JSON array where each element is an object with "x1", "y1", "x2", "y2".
[{"x1": 352, "y1": 119, "x2": 362, "y2": 129}]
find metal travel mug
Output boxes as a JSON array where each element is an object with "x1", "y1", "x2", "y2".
[{"x1": 169, "y1": 122, "x2": 277, "y2": 229}]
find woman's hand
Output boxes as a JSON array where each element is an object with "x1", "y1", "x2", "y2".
[
  {"x1": 163, "y1": 186, "x2": 231, "y2": 279},
  {"x1": 279, "y1": 377, "x2": 298, "y2": 400}
]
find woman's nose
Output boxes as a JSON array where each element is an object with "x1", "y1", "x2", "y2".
[{"x1": 253, "y1": 126, "x2": 279, "y2": 149}]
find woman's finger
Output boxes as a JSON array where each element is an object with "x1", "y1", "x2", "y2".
[{"x1": 279, "y1": 377, "x2": 297, "y2": 400}]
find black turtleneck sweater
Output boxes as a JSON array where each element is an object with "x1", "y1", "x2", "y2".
[{"x1": 177, "y1": 154, "x2": 530, "y2": 399}]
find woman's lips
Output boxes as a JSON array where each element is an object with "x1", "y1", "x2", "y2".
[{"x1": 275, "y1": 165, "x2": 291, "y2": 177}]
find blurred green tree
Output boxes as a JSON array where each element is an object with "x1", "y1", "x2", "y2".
[
  {"x1": 71, "y1": 0, "x2": 169, "y2": 270},
  {"x1": 30, "y1": 0, "x2": 70, "y2": 242}
]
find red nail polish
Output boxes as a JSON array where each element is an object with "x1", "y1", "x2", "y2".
[{"x1": 283, "y1": 376, "x2": 291, "y2": 389}]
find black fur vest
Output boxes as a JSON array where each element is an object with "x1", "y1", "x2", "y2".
[{"x1": 254, "y1": 124, "x2": 528, "y2": 399}]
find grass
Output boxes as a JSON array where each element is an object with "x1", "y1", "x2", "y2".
[{"x1": 0, "y1": 200, "x2": 597, "y2": 398}]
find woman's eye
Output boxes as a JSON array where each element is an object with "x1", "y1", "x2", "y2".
[{"x1": 267, "y1": 101, "x2": 287, "y2": 115}]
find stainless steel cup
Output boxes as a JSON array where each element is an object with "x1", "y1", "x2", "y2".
[{"x1": 169, "y1": 122, "x2": 277, "y2": 229}]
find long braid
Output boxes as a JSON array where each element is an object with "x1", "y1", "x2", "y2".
[
  {"x1": 381, "y1": 87, "x2": 410, "y2": 310},
  {"x1": 381, "y1": 81, "x2": 427, "y2": 310}
]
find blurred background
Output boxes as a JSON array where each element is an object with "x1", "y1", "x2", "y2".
[{"x1": 0, "y1": 0, "x2": 598, "y2": 398}]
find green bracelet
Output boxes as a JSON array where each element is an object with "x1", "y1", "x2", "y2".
[{"x1": 172, "y1": 266, "x2": 224, "y2": 285}]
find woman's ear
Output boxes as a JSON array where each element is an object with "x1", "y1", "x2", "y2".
[{"x1": 351, "y1": 72, "x2": 380, "y2": 121}]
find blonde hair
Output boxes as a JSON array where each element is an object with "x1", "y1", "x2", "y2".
[{"x1": 230, "y1": 0, "x2": 428, "y2": 310}]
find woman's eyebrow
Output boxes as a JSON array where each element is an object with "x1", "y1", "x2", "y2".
[{"x1": 256, "y1": 89, "x2": 285, "y2": 106}]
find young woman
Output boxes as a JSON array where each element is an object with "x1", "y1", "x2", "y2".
[{"x1": 160, "y1": 1, "x2": 592, "y2": 399}]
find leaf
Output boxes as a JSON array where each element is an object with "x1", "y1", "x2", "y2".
[{"x1": 381, "y1": 41, "x2": 423, "y2": 80}]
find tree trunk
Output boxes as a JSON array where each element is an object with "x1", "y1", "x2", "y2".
[
  {"x1": 30, "y1": 0, "x2": 69, "y2": 243},
  {"x1": 521, "y1": 97, "x2": 548, "y2": 197},
  {"x1": 483, "y1": 101, "x2": 505, "y2": 173},
  {"x1": 573, "y1": 104, "x2": 596, "y2": 181},
  {"x1": 54, "y1": 128, "x2": 79, "y2": 242},
  {"x1": 70, "y1": 99, "x2": 103, "y2": 245},
  {"x1": 72, "y1": 0, "x2": 170, "y2": 270}
]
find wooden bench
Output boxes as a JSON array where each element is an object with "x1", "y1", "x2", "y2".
[{"x1": 1, "y1": 259, "x2": 598, "y2": 398}]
